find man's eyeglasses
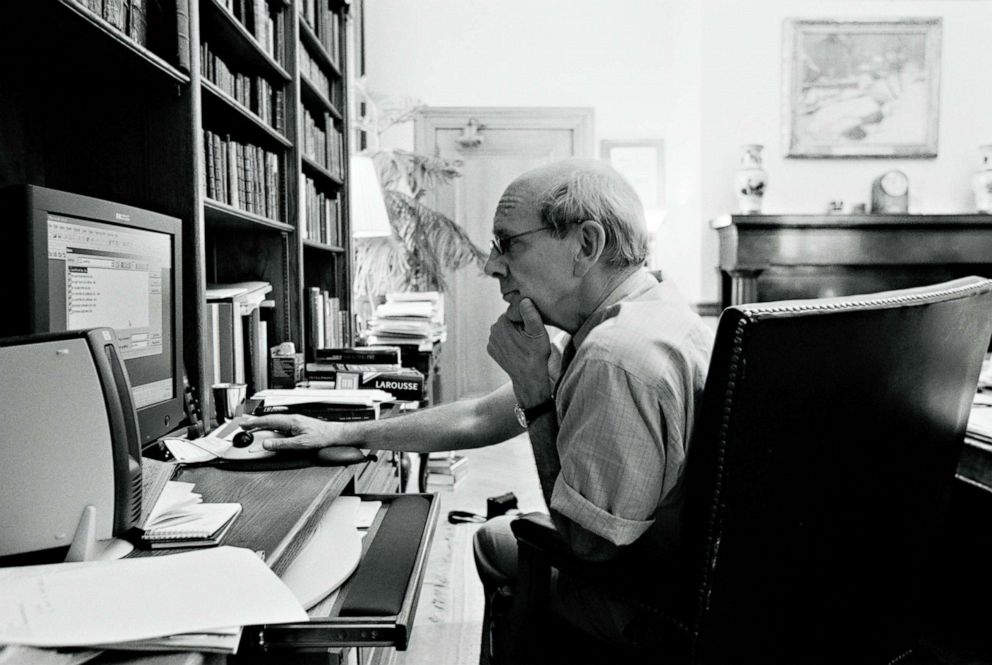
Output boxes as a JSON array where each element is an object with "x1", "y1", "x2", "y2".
[{"x1": 489, "y1": 226, "x2": 555, "y2": 256}]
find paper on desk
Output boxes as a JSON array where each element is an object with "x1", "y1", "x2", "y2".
[
  {"x1": 968, "y1": 403, "x2": 992, "y2": 442},
  {"x1": 0, "y1": 546, "x2": 308, "y2": 647},
  {"x1": 252, "y1": 388, "x2": 395, "y2": 405},
  {"x1": 0, "y1": 646, "x2": 103, "y2": 665}
]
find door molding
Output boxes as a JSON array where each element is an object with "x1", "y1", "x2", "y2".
[{"x1": 415, "y1": 107, "x2": 595, "y2": 159}]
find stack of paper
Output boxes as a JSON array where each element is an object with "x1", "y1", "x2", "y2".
[
  {"x1": 968, "y1": 393, "x2": 992, "y2": 445},
  {"x1": 0, "y1": 547, "x2": 308, "y2": 656},
  {"x1": 364, "y1": 291, "x2": 446, "y2": 349}
]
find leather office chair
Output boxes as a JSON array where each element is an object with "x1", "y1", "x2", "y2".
[{"x1": 502, "y1": 276, "x2": 992, "y2": 665}]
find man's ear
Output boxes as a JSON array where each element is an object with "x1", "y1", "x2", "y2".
[{"x1": 573, "y1": 220, "x2": 606, "y2": 277}]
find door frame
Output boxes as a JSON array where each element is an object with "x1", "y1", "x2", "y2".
[{"x1": 415, "y1": 106, "x2": 595, "y2": 162}]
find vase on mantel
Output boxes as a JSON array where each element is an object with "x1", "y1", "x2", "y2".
[
  {"x1": 734, "y1": 144, "x2": 767, "y2": 214},
  {"x1": 972, "y1": 144, "x2": 992, "y2": 214}
]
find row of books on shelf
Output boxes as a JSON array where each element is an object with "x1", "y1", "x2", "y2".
[
  {"x1": 299, "y1": 46, "x2": 341, "y2": 106},
  {"x1": 302, "y1": 108, "x2": 345, "y2": 178},
  {"x1": 206, "y1": 281, "x2": 273, "y2": 397},
  {"x1": 202, "y1": 129, "x2": 282, "y2": 220},
  {"x1": 73, "y1": 0, "x2": 149, "y2": 48},
  {"x1": 301, "y1": 175, "x2": 344, "y2": 245},
  {"x1": 201, "y1": 42, "x2": 285, "y2": 133},
  {"x1": 215, "y1": 0, "x2": 283, "y2": 64},
  {"x1": 307, "y1": 287, "x2": 348, "y2": 356},
  {"x1": 299, "y1": 0, "x2": 343, "y2": 65}
]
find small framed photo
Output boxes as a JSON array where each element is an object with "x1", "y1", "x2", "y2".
[
  {"x1": 782, "y1": 18, "x2": 942, "y2": 158},
  {"x1": 600, "y1": 140, "x2": 665, "y2": 208}
]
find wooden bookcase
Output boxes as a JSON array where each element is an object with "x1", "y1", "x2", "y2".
[{"x1": 0, "y1": 0, "x2": 355, "y2": 422}]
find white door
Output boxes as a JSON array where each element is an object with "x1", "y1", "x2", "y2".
[{"x1": 416, "y1": 108, "x2": 594, "y2": 402}]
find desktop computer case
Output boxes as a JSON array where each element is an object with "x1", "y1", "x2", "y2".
[{"x1": 0, "y1": 328, "x2": 142, "y2": 558}]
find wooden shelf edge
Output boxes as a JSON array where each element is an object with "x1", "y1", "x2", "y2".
[
  {"x1": 303, "y1": 239, "x2": 346, "y2": 253},
  {"x1": 300, "y1": 76, "x2": 343, "y2": 119},
  {"x1": 297, "y1": 16, "x2": 342, "y2": 79},
  {"x1": 59, "y1": 0, "x2": 191, "y2": 84},
  {"x1": 203, "y1": 0, "x2": 291, "y2": 82},
  {"x1": 302, "y1": 155, "x2": 344, "y2": 186},
  {"x1": 201, "y1": 80, "x2": 292, "y2": 147},
  {"x1": 204, "y1": 198, "x2": 293, "y2": 232}
]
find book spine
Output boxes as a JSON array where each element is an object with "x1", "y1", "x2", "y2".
[{"x1": 175, "y1": 0, "x2": 192, "y2": 71}]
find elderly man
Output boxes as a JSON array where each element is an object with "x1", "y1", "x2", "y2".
[{"x1": 250, "y1": 158, "x2": 713, "y2": 658}]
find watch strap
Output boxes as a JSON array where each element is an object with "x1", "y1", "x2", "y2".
[{"x1": 522, "y1": 398, "x2": 555, "y2": 425}]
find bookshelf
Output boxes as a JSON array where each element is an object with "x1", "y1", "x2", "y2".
[{"x1": 0, "y1": 0, "x2": 356, "y2": 423}]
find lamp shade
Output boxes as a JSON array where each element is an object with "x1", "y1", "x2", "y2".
[{"x1": 350, "y1": 154, "x2": 392, "y2": 238}]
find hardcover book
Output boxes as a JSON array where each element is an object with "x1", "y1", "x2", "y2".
[{"x1": 304, "y1": 364, "x2": 425, "y2": 402}]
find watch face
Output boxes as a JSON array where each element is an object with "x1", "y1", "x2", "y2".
[
  {"x1": 880, "y1": 170, "x2": 909, "y2": 197},
  {"x1": 514, "y1": 405, "x2": 528, "y2": 428}
]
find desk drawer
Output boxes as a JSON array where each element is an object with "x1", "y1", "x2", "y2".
[{"x1": 243, "y1": 492, "x2": 439, "y2": 655}]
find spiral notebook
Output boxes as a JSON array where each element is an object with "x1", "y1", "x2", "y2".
[{"x1": 140, "y1": 480, "x2": 242, "y2": 549}]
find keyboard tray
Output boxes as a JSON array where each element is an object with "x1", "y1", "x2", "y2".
[{"x1": 242, "y1": 492, "x2": 439, "y2": 654}]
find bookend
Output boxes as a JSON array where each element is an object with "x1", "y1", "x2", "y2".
[{"x1": 64, "y1": 505, "x2": 134, "y2": 562}]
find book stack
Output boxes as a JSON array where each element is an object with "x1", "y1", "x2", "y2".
[
  {"x1": 363, "y1": 292, "x2": 446, "y2": 352},
  {"x1": 251, "y1": 387, "x2": 394, "y2": 422},
  {"x1": 426, "y1": 453, "x2": 469, "y2": 490},
  {"x1": 206, "y1": 281, "x2": 273, "y2": 396},
  {"x1": 305, "y1": 346, "x2": 425, "y2": 403}
]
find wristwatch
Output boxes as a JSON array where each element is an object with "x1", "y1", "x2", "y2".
[{"x1": 514, "y1": 399, "x2": 555, "y2": 428}]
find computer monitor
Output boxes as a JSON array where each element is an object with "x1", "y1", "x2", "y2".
[{"x1": 1, "y1": 185, "x2": 185, "y2": 448}]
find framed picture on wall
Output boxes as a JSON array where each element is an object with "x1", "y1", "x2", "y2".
[
  {"x1": 601, "y1": 139, "x2": 665, "y2": 208},
  {"x1": 782, "y1": 18, "x2": 942, "y2": 158}
]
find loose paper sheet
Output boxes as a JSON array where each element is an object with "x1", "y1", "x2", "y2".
[{"x1": 0, "y1": 546, "x2": 307, "y2": 647}]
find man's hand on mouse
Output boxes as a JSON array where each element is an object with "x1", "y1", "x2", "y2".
[{"x1": 242, "y1": 414, "x2": 349, "y2": 451}]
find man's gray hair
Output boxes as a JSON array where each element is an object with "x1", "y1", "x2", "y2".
[{"x1": 538, "y1": 162, "x2": 649, "y2": 268}]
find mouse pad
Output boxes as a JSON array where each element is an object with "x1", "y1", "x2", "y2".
[
  {"x1": 210, "y1": 451, "x2": 317, "y2": 471},
  {"x1": 209, "y1": 447, "x2": 368, "y2": 471}
]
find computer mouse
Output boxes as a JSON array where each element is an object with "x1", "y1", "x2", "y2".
[
  {"x1": 221, "y1": 429, "x2": 284, "y2": 461},
  {"x1": 313, "y1": 446, "x2": 367, "y2": 466},
  {"x1": 232, "y1": 431, "x2": 254, "y2": 448}
]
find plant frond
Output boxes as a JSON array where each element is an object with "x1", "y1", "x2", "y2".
[
  {"x1": 352, "y1": 235, "x2": 407, "y2": 299},
  {"x1": 383, "y1": 190, "x2": 486, "y2": 291}
]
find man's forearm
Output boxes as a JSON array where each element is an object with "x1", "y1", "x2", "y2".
[{"x1": 343, "y1": 383, "x2": 521, "y2": 454}]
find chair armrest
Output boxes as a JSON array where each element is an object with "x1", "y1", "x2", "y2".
[{"x1": 512, "y1": 512, "x2": 657, "y2": 588}]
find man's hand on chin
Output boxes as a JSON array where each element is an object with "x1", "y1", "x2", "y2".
[{"x1": 488, "y1": 298, "x2": 553, "y2": 405}]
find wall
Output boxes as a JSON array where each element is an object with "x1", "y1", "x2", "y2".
[
  {"x1": 364, "y1": 0, "x2": 992, "y2": 304},
  {"x1": 697, "y1": 0, "x2": 992, "y2": 301}
]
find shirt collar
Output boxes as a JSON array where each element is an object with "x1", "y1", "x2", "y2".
[{"x1": 570, "y1": 269, "x2": 659, "y2": 350}]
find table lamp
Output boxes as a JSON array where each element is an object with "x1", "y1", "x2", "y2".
[{"x1": 350, "y1": 154, "x2": 392, "y2": 239}]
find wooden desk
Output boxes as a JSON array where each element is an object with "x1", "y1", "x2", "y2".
[
  {"x1": 165, "y1": 454, "x2": 436, "y2": 664},
  {"x1": 714, "y1": 214, "x2": 992, "y2": 308}
]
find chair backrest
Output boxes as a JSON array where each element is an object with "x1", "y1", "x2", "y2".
[{"x1": 679, "y1": 276, "x2": 992, "y2": 665}]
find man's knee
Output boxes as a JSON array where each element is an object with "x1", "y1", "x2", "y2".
[{"x1": 472, "y1": 514, "x2": 519, "y2": 589}]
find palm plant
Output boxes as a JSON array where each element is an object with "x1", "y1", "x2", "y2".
[{"x1": 352, "y1": 85, "x2": 487, "y2": 307}]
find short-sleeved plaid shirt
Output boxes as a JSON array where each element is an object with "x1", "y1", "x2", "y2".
[{"x1": 549, "y1": 270, "x2": 713, "y2": 548}]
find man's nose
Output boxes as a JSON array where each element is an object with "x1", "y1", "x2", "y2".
[{"x1": 483, "y1": 247, "x2": 505, "y2": 278}]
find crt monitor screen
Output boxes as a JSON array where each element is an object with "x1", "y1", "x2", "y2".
[
  {"x1": 45, "y1": 214, "x2": 176, "y2": 412},
  {"x1": 1, "y1": 184, "x2": 185, "y2": 448}
]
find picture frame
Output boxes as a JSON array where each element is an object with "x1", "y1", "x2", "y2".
[
  {"x1": 782, "y1": 18, "x2": 942, "y2": 158},
  {"x1": 600, "y1": 139, "x2": 665, "y2": 208}
]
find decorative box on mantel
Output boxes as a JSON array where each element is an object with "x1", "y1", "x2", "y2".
[{"x1": 713, "y1": 214, "x2": 992, "y2": 308}]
